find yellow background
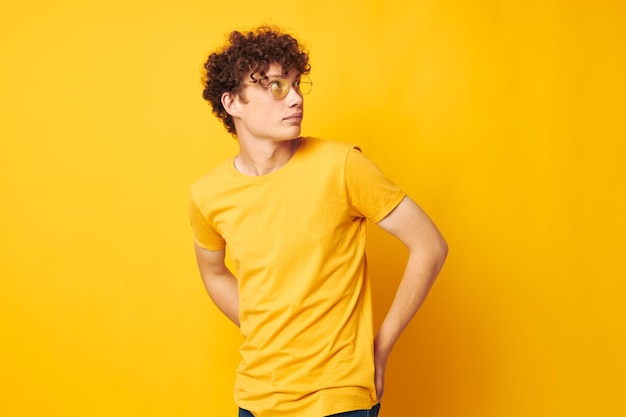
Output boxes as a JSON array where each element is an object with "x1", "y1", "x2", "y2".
[{"x1": 1, "y1": 0, "x2": 624, "y2": 416}]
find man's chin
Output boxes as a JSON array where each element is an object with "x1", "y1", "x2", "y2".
[{"x1": 284, "y1": 126, "x2": 302, "y2": 140}]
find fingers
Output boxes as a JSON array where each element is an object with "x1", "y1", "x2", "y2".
[
  {"x1": 374, "y1": 365, "x2": 385, "y2": 401},
  {"x1": 376, "y1": 380, "x2": 384, "y2": 401}
]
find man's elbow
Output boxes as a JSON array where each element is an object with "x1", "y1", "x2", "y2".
[{"x1": 431, "y1": 234, "x2": 448, "y2": 272}]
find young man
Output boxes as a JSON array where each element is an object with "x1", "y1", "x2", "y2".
[{"x1": 189, "y1": 26, "x2": 448, "y2": 417}]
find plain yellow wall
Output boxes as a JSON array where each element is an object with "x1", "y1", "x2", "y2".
[{"x1": 1, "y1": 0, "x2": 624, "y2": 416}]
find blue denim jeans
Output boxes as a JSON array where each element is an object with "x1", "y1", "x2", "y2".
[{"x1": 238, "y1": 403, "x2": 381, "y2": 417}]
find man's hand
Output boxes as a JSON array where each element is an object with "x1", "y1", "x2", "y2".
[{"x1": 374, "y1": 334, "x2": 390, "y2": 401}]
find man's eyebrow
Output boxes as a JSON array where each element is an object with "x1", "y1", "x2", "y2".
[{"x1": 265, "y1": 73, "x2": 301, "y2": 79}]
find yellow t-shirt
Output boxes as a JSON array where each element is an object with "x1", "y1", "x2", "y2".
[{"x1": 189, "y1": 137, "x2": 405, "y2": 416}]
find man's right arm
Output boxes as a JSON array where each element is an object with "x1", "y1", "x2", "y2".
[{"x1": 193, "y1": 242, "x2": 240, "y2": 327}]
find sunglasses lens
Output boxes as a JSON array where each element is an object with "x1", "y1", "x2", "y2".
[
  {"x1": 298, "y1": 76, "x2": 313, "y2": 95},
  {"x1": 270, "y1": 79, "x2": 290, "y2": 99}
]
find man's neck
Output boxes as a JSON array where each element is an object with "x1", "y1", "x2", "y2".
[{"x1": 234, "y1": 138, "x2": 301, "y2": 176}]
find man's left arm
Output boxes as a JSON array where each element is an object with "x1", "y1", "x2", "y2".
[{"x1": 373, "y1": 195, "x2": 448, "y2": 400}]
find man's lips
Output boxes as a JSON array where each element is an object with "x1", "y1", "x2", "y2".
[{"x1": 284, "y1": 112, "x2": 303, "y2": 121}]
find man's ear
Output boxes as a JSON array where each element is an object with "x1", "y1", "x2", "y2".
[{"x1": 221, "y1": 92, "x2": 240, "y2": 117}]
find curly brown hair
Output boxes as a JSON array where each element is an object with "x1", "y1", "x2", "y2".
[{"x1": 201, "y1": 26, "x2": 311, "y2": 135}]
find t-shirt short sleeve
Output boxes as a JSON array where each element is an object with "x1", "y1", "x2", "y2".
[
  {"x1": 188, "y1": 195, "x2": 226, "y2": 250},
  {"x1": 345, "y1": 146, "x2": 406, "y2": 223}
]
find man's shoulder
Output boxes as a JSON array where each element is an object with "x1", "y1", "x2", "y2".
[
  {"x1": 304, "y1": 136, "x2": 357, "y2": 148},
  {"x1": 302, "y1": 136, "x2": 359, "y2": 156},
  {"x1": 190, "y1": 158, "x2": 233, "y2": 196}
]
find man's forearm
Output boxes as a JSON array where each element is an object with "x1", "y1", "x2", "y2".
[{"x1": 376, "y1": 248, "x2": 446, "y2": 354}]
